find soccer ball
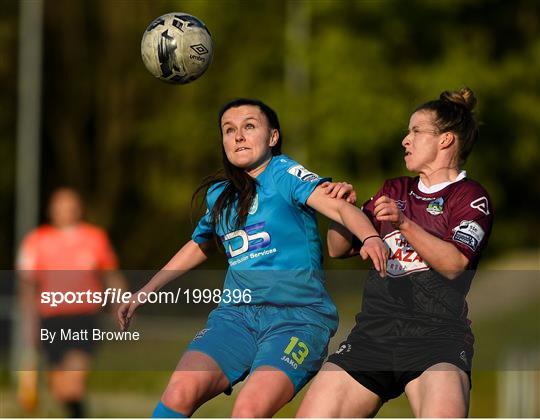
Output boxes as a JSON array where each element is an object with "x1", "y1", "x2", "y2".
[{"x1": 141, "y1": 13, "x2": 213, "y2": 84}]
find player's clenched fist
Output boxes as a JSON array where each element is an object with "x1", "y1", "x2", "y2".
[{"x1": 373, "y1": 195, "x2": 406, "y2": 228}]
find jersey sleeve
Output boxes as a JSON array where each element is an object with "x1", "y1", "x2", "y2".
[
  {"x1": 272, "y1": 157, "x2": 331, "y2": 207},
  {"x1": 191, "y1": 208, "x2": 214, "y2": 244},
  {"x1": 444, "y1": 185, "x2": 493, "y2": 264}
]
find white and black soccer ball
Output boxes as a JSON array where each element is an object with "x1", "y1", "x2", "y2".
[{"x1": 141, "y1": 13, "x2": 213, "y2": 84}]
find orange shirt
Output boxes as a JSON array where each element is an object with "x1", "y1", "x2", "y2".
[{"x1": 17, "y1": 223, "x2": 118, "y2": 317}]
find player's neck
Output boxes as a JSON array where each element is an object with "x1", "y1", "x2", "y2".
[
  {"x1": 418, "y1": 166, "x2": 461, "y2": 188},
  {"x1": 246, "y1": 155, "x2": 272, "y2": 178}
]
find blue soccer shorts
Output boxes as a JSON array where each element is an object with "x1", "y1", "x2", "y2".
[{"x1": 187, "y1": 304, "x2": 336, "y2": 394}]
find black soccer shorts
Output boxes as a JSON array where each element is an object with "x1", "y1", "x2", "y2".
[{"x1": 327, "y1": 331, "x2": 473, "y2": 403}]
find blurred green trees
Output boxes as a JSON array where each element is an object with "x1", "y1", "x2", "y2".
[{"x1": 0, "y1": 0, "x2": 538, "y2": 268}]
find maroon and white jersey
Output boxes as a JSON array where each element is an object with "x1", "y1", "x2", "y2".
[
  {"x1": 363, "y1": 172, "x2": 493, "y2": 277},
  {"x1": 356, "y1": 173, "x2": 493, "y2": 339}
]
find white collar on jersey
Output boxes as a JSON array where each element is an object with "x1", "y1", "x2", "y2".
[{"x1": 418, "y1": 170, "x2": 467, "y2": 194}]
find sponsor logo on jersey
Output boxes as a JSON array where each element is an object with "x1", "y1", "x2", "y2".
[
  {"x1": 384, "y1": 230, "x2": 429, "y2": 277},
  {"x1": 409, "y1": 190, "x2": 434, "y2": 201},
  {"x1": 287, "y1": 164, "x2": 320, "y2": 182},
  {"x1": 470, "y1": 196, "x2": 490, "y2": 215},
  {"x1": 248, "y1": 193, "x2": 258, "y2": 215},
  {"x1": 221, "y1": 222, "x2": 271, "y2": 258},
  {"x1": 452, "y1": 220, "x2": 485, "y2": 251},
  {"x1": 280, "y1": 355, "x2": 298, "y2": 369},
  {"x1": 193, "y1": 328, "x2": 211, "y2": 340},
  {"x1": 395, "y1": 199, "x2": 407, "y2": 211},
  {"x1": 426, "y1": 197, "x2": 444, "y2": 215},
  {"x1": 335, "y1": 344, "x2": 352, "y2": 354},
  {"x1": 459, "y1": 350, "x2": 468, "y2": 366}
]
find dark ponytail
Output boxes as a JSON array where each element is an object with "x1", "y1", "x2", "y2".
[{"x1": 192, "y1": 99, "x2": 282, "y2": 234}]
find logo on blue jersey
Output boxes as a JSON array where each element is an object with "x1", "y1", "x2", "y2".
[
  {"x1": 287, "y1": 164, "x2": 320, "y2": 182},
  {"x1": 248, "y1": 193, "x2": 258, "y2": 215},
  {"x1": 221, "y1": 222, "x2": 271, "y2": 258}
]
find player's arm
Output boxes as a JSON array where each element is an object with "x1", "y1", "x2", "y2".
[
  {"x1": 327, "y1": 222, "x2": 362, "y2": 258},
  {"x1": 148, "y1": 240, "x2": 212, "y2": 290},
  {"x1": 307, "y1": 185, "x2": 387, "y2": 276},
  {"x1": 319, "y1": 182, "x2": 361, "y2": 258},
  {"x1": 117, "y1": 240, "x2": 213, "y2": 330},
  {"x1": 374, "y1": 195, "x2": 468, "y2": 279}
]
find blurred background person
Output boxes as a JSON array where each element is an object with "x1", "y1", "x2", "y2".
[{"x1": 16, "y1": 187, "x2": 126, "y2": 417}]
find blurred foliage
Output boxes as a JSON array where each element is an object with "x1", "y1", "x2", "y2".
[{"x1": 0, "y1": 0, "x2": 538, "y2": 269}]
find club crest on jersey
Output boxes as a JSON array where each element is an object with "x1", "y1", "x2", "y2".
[
  {"x1": 287, "y1": 165, "x2": 320, "y2": 182},
  {"x1": 452, "y1": 220, "x2": 485, "y2": 251},
  {"x1": 248, "y1": 193, "x2": 258, "y2": 215},
  {"x1": 426, "y1": 197, "x2": 444, "y2": 215}
]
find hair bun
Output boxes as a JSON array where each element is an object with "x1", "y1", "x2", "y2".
[{"x1": 440, "y1": 87, "x2": 477, "y2": 111}]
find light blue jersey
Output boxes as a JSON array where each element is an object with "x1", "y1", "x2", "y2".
[{"x1": 192, "y1": 155, "x2": 337, "y2": 320}]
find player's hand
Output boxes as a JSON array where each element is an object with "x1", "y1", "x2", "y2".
[
  {"x1": 117, "y1": 288, "x2": 150, "y2": 331},
  {"x1": 373, "y1": 195, "x2": 406, "y2": 228},
  {"x1": 321, "y1": 181, "x2": 357, "y2": 204},
  {"x1": 359, "y1": 236, "x2": 388, "y2": 278}
]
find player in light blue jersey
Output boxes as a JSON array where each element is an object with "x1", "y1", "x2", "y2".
[{"x1": 117, "y1": 99, "x2": 387, "y2": 418}]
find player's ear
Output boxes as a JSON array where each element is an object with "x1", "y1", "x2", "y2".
[
  {"x1": 269, "y1": 129, "x2": 279, "y2": 147},
  {"x1": 440, "y1": 131, "x2": 455, "y2": 149}
]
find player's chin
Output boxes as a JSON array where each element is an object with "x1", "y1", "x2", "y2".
[
  {"x1": 404, "y1": 160, "x2": 418, "y2": 172},
  {"x1": 229, "y1": 158, "x2": 252, "y2": 169},
  {"x1": 231, "y1": 153, "x2": 261, "y2": 169}
]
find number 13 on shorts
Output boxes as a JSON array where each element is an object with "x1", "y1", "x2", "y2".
[{"x1": 283, "y1": 336, "x2": 309, "y2": 365}]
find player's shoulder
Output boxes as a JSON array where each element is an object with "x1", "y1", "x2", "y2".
[
  {"x1": 451, "y1": 178, "x2": 491, "y2": 201},
  {"x1": 449, "y1": 178, "x2": 493, "y2": 216},
  {"x1": 269, "y1": 154, "x2": 299, "y2": 172},
  {"x1": 207, "y1": 180, "x2": 227, "y2": 194},
  {"x1": 205, "y1": 180, "x2": 228, "y2": 206},
  {"x1": 269, "y1": 154, "x2": 321, "y2": 182},
  {"x1": 457, "y1": 177, "x2": 489, "y2": 193}
]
